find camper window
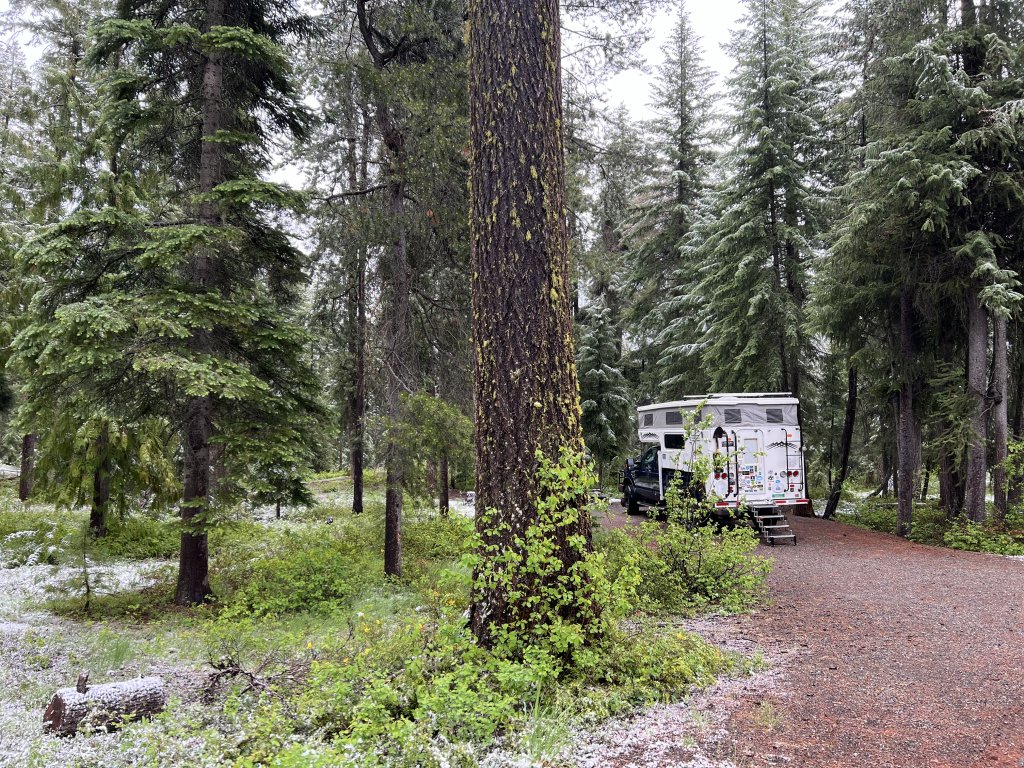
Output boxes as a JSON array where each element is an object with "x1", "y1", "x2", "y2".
[
  {"x1": 766, "y1": 407, "x2": 784, "y2": 424},
  {"x1": 664, "y1": 434, "x2": 684, "y2": 449},
  {"x1": 665, "y1": 411, "x2": 683, "y2": 425},
  {"x1": 724, "y1": 408, "x2": 741, "y2": 424},
  {"x1": 643, "y1": 413, "x2": 654, "y2": 426}
]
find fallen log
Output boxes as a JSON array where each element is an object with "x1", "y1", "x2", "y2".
[{"x1": 43, "y1": 675, "x2": 166, "y2": 736}]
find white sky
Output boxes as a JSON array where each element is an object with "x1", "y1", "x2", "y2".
[{"x1": 606, "y1": 2, "x2": 743, "y2": 120}]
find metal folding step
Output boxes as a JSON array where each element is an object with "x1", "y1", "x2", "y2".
[{"x1": 752, "y1": 507, "x2": 797, "y2": 545}]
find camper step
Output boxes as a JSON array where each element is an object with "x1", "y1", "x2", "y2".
[
  {"x1": 761, "y1": 524, "x2": 791, "y2": 530},
  {"x1": 766, "y1": 533, "x2": 796, "y2": 545},
  {"x1": 754, "y1": 514, "x2": 785, "y2": 521}
]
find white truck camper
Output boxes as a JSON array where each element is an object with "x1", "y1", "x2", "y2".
[{"x1": 619, "y1": 393, "x2": 808, "y2": 544}]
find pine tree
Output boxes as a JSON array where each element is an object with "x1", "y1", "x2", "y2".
[
  {"x1": 468, "y1": 0, "x2": 595, "y2": 649},
  {"x1": 687, "y1": 0, "x2": 831, "y2": 398},
  {"x1": 620, "y1": 4, "x2": 715, "y2": 400},
  {"x1": 577, "y1": 296, "x2": 632, "y2": 487},
  {"x1": 12, "y1": 0, "x2": 321, "y2": 604},
  {"x1": 820, "y1": 0, "x2": 1024, "y2": 528}
]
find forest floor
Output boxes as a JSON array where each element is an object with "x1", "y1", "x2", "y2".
[{"x1": 595, "y1": 509, "x2": 1024, "y2": 768}]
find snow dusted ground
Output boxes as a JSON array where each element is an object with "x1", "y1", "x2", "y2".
[
  {"x1": 564, "y1": 618, "x2": 782, "y2": 768},
  {"x1": 0, "y1": 560, "x2": 210, "y2": 768}
]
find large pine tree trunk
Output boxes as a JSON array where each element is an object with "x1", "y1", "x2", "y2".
[
  {"x1": 896, "y1": 292, "x2": 917, "y2": 536},
  {"x1": 176, "y1": 0, "x2": 224, "y2": 605},
  {"x1": 90, "y1": 423, "x2": 110, "y2": 538},
  {"x1": 468, "y1": 0, "x2": 591, "y2": 647},
  {"x1": 964, "y1": 287, "x2": 988, "y2": 523},
  {"x1": 382, "y1": 179, "x2": 413, "y2": 577},
  {"x1": 18, "y1": 432, "x2": 35, "y2": 502},
  {"x1": 823, "y1": 367, "x2": 857, "y2": 519},
  {"x1": 992, "y1": 313, "x2": 1008, "y2": 518},
  {"x1": 1009, "y1": 333, "x2": 1024, "y2": 507},
  {"x1": 349, "y1": 270, "x2": 365, "y2": 516}
]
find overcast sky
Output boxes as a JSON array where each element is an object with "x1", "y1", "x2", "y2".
[{"x1": 606, "y1": 2, "x2": 743, "y2": 121}]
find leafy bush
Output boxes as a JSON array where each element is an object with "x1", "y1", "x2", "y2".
[
  {"x1": 0, "y1": 510, "x2": 80, "y2": 567},
  {"x1": 93, "y1": 516, "x2": 180, "y2": 560},
  {"x1": 943, "y1": 518, "x2": 1024, "y2": 555},
  {"x1": 599, "y1": 521, "x2": 770, "y2": 615},
  {"x1": 219, "y1": 609, "x2": 741, "y2": 768},
  {"x1": 213, "y1": 524, "x2": 379, "y2": 617}
]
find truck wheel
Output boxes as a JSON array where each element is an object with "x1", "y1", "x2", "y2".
[{"x1": 625, "y1": 485, "x2": 641, "y2": 516}]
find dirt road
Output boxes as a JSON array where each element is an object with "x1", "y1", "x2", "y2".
[{"x1": 710, "y1": 515, "x2": 1024, "y2": 768}]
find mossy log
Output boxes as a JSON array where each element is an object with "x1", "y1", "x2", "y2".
[{"x1": 43, "y1": 676, "x2": 166, "y2": 736}]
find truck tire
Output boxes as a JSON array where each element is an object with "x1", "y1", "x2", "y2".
[{"x1": 625, "y1": 485, "x2": 641, "y2": 515}]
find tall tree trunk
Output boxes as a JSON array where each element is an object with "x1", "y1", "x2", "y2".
[
  {"x1": 468, "y1": 0, "x2": 591, "y2": 647},
  {"x1": 382, "y1": 182, "x2": 409, "y2": 577},
  {"x1": 90, "y1": 423, "x2": 110, "y2": 538},
  {"x1": 438, "y1": 452, "x2": 449, "y2": 516},
  {"x1": 349, "y1": 271, "x2": 366, "y2": 516},
  {"x1": 896, "y1": 291, "x2": 917, "y2": 536},
  {"x1": 176, "y1": 0, "x2": 224, "y2": 606},
  {"x1": 18, "y1": 433, "x2": 35, "y2": 502},
  {"x1": 823, "y1": 367, "x2": 857, "y2": 519},
  {"x1": 964, "y1": 287, "x2": 988, "y2": 523},
  {"x1": 356, "y1": 1, "x2": 416, "y2": 577},
  {"x1": 919, "y1": 458, "x2": 931, "y2": 503},
  {"x1": 347, "y1": 107, "x2": 370, "y2": 516},
  {"x1": 1009, "y1": 332, "x2": 1024, "y2": 507},
  {"x1": 992, "y1": 313, "x2": 1008, "y2": 518},
  {"x1": 382, "y1": 179, "x2": 413, "y2": 577}
]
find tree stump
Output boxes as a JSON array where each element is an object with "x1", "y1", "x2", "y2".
[{"x1": 43, "y1": 676, "x2": 166, "y2": 736}]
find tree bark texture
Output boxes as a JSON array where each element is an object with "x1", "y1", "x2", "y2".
[
  {"x1": 896, "y1": 292, "x2": 917, "y2": 536},
  {"x1": 43, "y1": 676, "x2": 165, "y2": 736},
  {"x1": 382, "y1": 178, "x2": 413, "y2": 577},
  {"x1": 992, "y1": 313, "x2": 1008, "y2": 518},
  {"x1": 939, "y1": 440, "x2": 965, "y2": 517},
  {"x1": 468, "y1": 0, "x2": 590, "y2": 645},
  {"x1": 356, "y1": 1, "x2": 417, "y2": 577},
  {"x1": 18, "y1": 432, "x2": 35, "y2": 501},
  {"x1": 1009, "y1": 333, "x2": 1024, "y2": 507},
  {"x1": 176, "y1": 0, "x2": 225, "y2": 606},
  {"x1": 964, "y1": 287, "x2": 988, "y2": 523},
  {"x1": 438, "y1": 452, "x2": 449, "y2": 515},
  {"x1": 347, "y1": 104, "x2": 369, "y2": 516},
  {"x1": 823, "y1": 367, "x2": 857, "y2": 519},
  {"x1": 89, "y1": 423, "x2": 110, "y2": 538}
]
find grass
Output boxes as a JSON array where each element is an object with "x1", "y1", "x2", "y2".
[
  {"x1": 2, "y1": 479, "x2": 771, "y2": 768},
  {"x1": 753, "y1": 699, "x2": 782, "y2": 731}
]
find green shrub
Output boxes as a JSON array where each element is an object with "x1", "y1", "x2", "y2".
[
  {"x1": 846, "y1": 500, "x2": 899, "y2": 535},
  {"x1": 943, "y1": 518, "x2": 1024, "y2": 555},
  {"x1": 242, "y1": 612, "x2": 742, "y2": 768},
  {"x1": 599, "y1": 521, "x2": 770, "y2": 615},
  {"x1": 93, "y1": 515, "x2": 180, "y2": 560},
  {"x1": 213, "y1": 525, "x2": 379, "y2": 617}
]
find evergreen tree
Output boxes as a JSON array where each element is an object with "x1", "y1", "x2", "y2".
[
  {"x1": 685, "y1": 0, "x2": 831, "y2": 398},
  {"x1": 468, "y1": 0, "x2": 595, "y2": 649},
  {"x1": 577, "y1": 296, "x2": 632, "y2": 486},
  {"x1": 12, "y1": 0, "x2": 321, "y2": 604},
  {"x1": 819, "y1": 0, "x2": 1024, "y2": 529},
  {"x1": 619, "y1": 3, "x2": 715, "y2": 400}
]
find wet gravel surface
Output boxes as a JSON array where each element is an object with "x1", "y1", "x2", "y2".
[{"x1": 716, "y1": 515, "x2": 1024, "y2": 768}]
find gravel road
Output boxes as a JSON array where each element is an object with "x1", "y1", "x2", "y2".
[{"x1": 703, "y1": 515, "x2": 1024, "y2": 768}]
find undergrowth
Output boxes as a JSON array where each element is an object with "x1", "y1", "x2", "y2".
[
  {"x1": 845, "y1": 498, "x2": 1024, "y2": 555},
  {"x1": 10, "y1": 468, "x2": 772, "y2": 767}
]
